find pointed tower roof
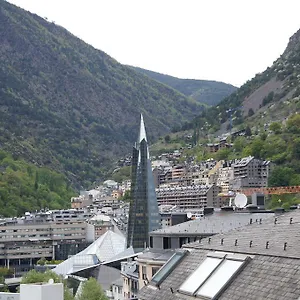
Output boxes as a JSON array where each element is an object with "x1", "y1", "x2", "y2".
[{"x1": 138, "y1": 114, "x2": 147, "y2": 143}]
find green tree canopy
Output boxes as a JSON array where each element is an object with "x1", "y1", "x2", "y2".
[
  {"x1": 269, "y1": 122, "x2": 282, "y2": 134},
  {"x1": 268, "y1": 166, "x2": 295, "y2": 187},
  {"x1": 77, "y1": 277, "x2": 108, "y2": 300},
  {"x1": 21, "y1": 270, "x2": 74, "y2": 300},
  {"x1": 286, "y1": 114, "x2": 300, "y2": 133}
]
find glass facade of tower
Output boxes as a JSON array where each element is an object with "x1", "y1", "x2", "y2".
[{"x1": 126, "y1": 116, "x2": 161, "y2": 249}]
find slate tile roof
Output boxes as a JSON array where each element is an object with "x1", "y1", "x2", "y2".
[
  {"x1": 150, "y1": 211, "x2": 274, "y2": 237},
  {"x1": 139, "y1": 209, "x2": 300, "y2": 300}
]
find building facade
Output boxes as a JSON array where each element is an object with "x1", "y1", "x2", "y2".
[
  {"x1": 231, "y1": 156, "x2": 271, "y2": 190},
  {"x1": 156, "y1": 185, "x2": 221, "y2": 210}
]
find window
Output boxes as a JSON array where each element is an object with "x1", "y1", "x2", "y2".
[
  {"x1": 142, "y1": 266, "x2": 147, "y2": 280},
  {"x1": 150, "y1": 236, "x2": 153, "y2": 248},
  {"x1": 179, "y1": 252, "x2": 249, "y2": 299},
  {"x1": 152, "y1": 267, "x2": 160, "y2": 277},
  {"x1": 151, "y1": 251, "x2": 187, "y2": 286},
  {"x1": 163, "y1": 237, "x2": 171, "y2": 249}
]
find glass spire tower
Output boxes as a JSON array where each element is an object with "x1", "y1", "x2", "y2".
[{"x1": 126, "y1": 114, "x2": 161, "y2": 249}]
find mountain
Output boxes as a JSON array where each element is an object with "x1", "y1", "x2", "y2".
[
  {"x1": 0, "y1": 0, "x2": 205, "y2": 187},
  {"x1": 131, "y1": 67, "x2": 237, "y2": 106},
  {"x1": 182, "y1": 28, "x2": 300, "y2": 134}
]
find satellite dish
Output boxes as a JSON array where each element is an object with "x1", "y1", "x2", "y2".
[
  {"x1": 48, "y1": 278, "x2": 54, "y2": 284},
  {"x1": 234, "y1": 193, "x2": 247, "y2": 208},
  {"x1": 187, "y1": 212, "x2": 192, "y2": 219}
]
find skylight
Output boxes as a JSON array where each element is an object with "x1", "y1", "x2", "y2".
[
  {"x1": 179, "y1": 252, "x2": 249, "y2": 299},
  {"x1": 179, "y1": 257, "x2": 222, "y2": 295},
  {"x1": 196, "y1": 259, "x2": 243, "y2": 298},
  {"x1": 151, "y1": 251, "x2": 186, "y2": 286}
]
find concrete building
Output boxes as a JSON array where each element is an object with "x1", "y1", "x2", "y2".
[
  {"x1": 231, "y1": 156, "x2": 271, "y2": 190},
  {"x1": 0, "y1": 210, "x2": 94, "y2": 275},
  {"x1": 0, "y1": 282, "x2": 63, "y2": 300},
  {"x1": 139, "y1": 209, "x2": 300, "y2": 300},
  {"x1": 88, "y1": 214, "x2": 113, "y2": 239},
  {"x1": 121, "y1": 260, "x2": 139, "y2": 300},
  {"x1": 156, "y1": 185, "x2": 221, "y2": 210},
  {"x1": 149, "y1": 211, "x2": 274, "y2": 250}
]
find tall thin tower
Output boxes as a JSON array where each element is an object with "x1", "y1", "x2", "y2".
[{"x1": 126, "y1": 114, "x2": 161, "y2": 249}]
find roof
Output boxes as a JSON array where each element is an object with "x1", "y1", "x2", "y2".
[
  {"x1": 137, "y1": 249, "x2": 175, "y2": 263},
  {"x1": 139, "y1": 209, "x2": 300, "y2": 300},
  {"x1": 150, "y1": 211, "x2": 274, "y2": 237},
  {"x1": 53, "y1": 230, "x2": 125, "y2": 276},
  {"x1": 101, "y1": 246, "x2": 143, "y2": 265},
  {"x1": 111, "y1": 277, "x2": 123, "y2": 287}
]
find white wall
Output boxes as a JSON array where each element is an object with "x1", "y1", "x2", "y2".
[
  {"x1": 0, "y1": 292, "x2": 20, "y2": 300},
  {"x1": 20, "y1": 283, "x2": 63, "y2": 300}
]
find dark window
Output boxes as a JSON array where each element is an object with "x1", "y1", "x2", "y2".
[
  {"x1": 150, "y1": 236, "x2": 153, "y2": 248},
  {"x1": 163, "y1": 237, "x2": 171, "y2": 249}
]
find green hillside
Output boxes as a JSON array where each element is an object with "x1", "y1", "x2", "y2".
[
  {"x1": 0, "y1": 0, "x2": 204, "y2": 188},
  {"x1": 180, "y1": 28, "x2": 300, "y2": 134},
  {"x1": 0, "y1": 150, "x2": 74, "y2": 217},
  {"x1": 132, "y1": 67, "x2": 237, "y2": 106}
]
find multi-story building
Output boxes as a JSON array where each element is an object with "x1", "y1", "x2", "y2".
[
  {"x1": 216, "y1": 161, "x2": 234, "y2": 193},
  {"x1": 0, "y1": 210, "x2": 94, "y2": 275},
  {"x1": 231, "y1": 156, "x2": 271, "y2": 190},
  {"x1": 71, "y1": 195, "x2": 93, "y2": 209},
  {"x1": 156, "y1": 185, "x2": 221, "y2": 210},
  {"x1": 126, "y1": 115, "x2": 161, "y2": 249},
  {"x1": 88, "y1": 214, "x2": 113, "y2": 239},
  {"x1": 136, "y1": 249, "x2": 174, "y2": 289},
  {"x1": 121, "y1": 260, "x2": 139, "y2": 300},
  {"x1": 152, "y1": 166, "x2": 172, "y2": 187}
]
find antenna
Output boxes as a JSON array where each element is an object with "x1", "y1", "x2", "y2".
[{"x1": 234, "y1": 193, "x2": 247, "y2": 208}]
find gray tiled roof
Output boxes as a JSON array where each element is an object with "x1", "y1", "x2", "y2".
[
  {"x1": 150, "y1": 211, "x2": 274, "y2": 237},
  {"x1": 137, "y1": 249, "x2": 175, "y2": 262},
  {"x1": 186, "y1": 210, "x2": 300, "y2": 258},
  {"x1": 139, "y1": 210, "x2": 300, "y2": 300}
]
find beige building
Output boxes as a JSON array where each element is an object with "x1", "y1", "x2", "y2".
[
  {"x1": 217, "y1": 166, "x2": 234, "y2": 193},
  {"x1": 156, "y1": 185, "x2": 221, "y2": 209},
  {"x1": 88, "y1": 214, "x2": 113, "y2": 239},
  {"x1": 121, "y1": 260, "x2": 139, "y2": 300},
  {"x1": 136, "y1": 249, "x2": 174, "y2": 289}
]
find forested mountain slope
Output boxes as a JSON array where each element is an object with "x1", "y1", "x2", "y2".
[
  {"x1": 132, "y1": 67, "x2": 237, "y2": 106},
  {"x1": 0, "y1": 0, "x2": 204, "y2": 187}
]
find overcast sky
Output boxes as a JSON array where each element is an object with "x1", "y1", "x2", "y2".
[{"x1": 7, "y1": 0, "x2": 300, "y2": 87}]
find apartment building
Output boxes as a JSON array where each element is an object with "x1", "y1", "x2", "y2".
[
  {"x1": 88, "y1": 214, "x2": 113, "y2": 239},
  {"x1": 156, "y1": 185, "x2": 221, "y2": 210},
  {"x1": 121, "y1": 260, "x2": 139, "y2": 300},
  {"x1": 216, "y1": 162, "x2": 234, "y2": 193},
  {"x1": 0, "y1": 210, "x2": 94, "y2": 275},
  {"x1": 231, "y1": 156, "x2": 271, "y2": 190}
]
